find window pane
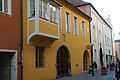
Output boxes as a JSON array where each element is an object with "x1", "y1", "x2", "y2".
[
  {"x1": 4, "y1": 0, "x2": 8, "y2": 13},
  {"x1": 36, "y1": 46, "x2": 44, "y2": 68},
  {"x1": 82, "y1": 21, "x2": 86, "y2": 37},
  {"x1": 39, "y1": 0, "x2": 42, "y2": 17},
  {"x1": 0, "y1": 0, "x2": 2, "y2": 11},
  {"x1": 74, "y1": 17, "x2": 78, "y2": 35},
  {"x1": 49, "y1": 5, "x2": 52, "y2": 21},
  {"x1": 66, "y1": 13, "x2": 69, "y2": 22},
  {"x1": 30, "y1": 0, "x2": 35, "y2": 17},
  {"x1": 66, "y1": 12, "x2": 70, "y2": 33},
  {"x1": 43, "y1": 0, "x2": 47, "y2": 19},
  {"x1": 58, "y1": 8, "x2": 62, "y2": 31},
  {"x1": 53, "y1": 6, "x2": 56, "y2": 22},
  {"x1": 49, "y1": 5, "x2": 56, "y2": 23}
]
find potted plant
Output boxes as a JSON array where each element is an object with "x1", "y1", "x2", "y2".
[
  {"x1": 101, "y1": 66, "x2": 107, "y2": 75},
  {"x1": 110, "y1": 63, "x2": 115, "y2": 71}
]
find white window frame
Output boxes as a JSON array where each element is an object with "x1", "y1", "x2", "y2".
[
  {"x1": 39, "y1": 0, "x2": 48, "y2": 19},
  {"x1": 65, "y1": 11, "x2": 71, "y2": 33},
  {"x1": 28, "y1": 0, "x2": 35, "y2": 18},
  {"x1": 82, "y1": 20, "x2": 86, "y2": 38},
  {"x1": 49, "y1": 4, "x2": 57, "y2": 23},
  {"x1": 74, "y1": 16, "x2": 79, "y2": 36},
  {"x1": 0, "y1": 0, "x2": 11, "y2": 15},
  {"x1": 36, "y1": 46, "x2": 44, "y2": 68},
  {"x1": 58, "y1": 8, "x2": 62, "y2": 31}
]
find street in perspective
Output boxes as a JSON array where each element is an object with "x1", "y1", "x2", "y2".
[{"x1": 57, "y1": 70, "x2": 116, "y2": 80}]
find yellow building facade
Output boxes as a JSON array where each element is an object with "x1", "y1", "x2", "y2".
[{"x1": 23, "y1": 0, "x2": 91, "y2": 80}]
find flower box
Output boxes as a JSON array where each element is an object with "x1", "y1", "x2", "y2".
[
  {"x1": 101, "y1": 70, "x2": 107, "y2": 75},
  {"x1": 101, "y1": 66, "x2": 107, "y2": 75}
]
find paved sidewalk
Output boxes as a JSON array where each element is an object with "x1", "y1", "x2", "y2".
[{"x1": 57, "y1": 70, "x2": 117, "y2": 80}]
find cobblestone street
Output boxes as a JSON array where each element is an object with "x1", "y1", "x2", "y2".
[{"x1": 57, "y1": 70, "x2": 117, "y2": 80}]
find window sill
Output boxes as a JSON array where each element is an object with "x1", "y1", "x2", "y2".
[
  {"x1": 36, "y1": 66, "x2": 44, "y2": 69},
  {"x1": 0, "y1": 11, "x2": 11, "y2": 16},
  {"x1": 28, "y1": 16, "x2": 35, "y2": 19},
  {"x1": 50, "y1": 20, "x2": 58, "y2": 25},
  {"x1": 93, "y1": 40, "x2": 96, "y2": 43},
  {"x1": 67, "y1": 32, "x2": 72, "y2": 34},
  {"x1": 40, "y1": 17, "x2": 49, "y2": 21},
  {"x1": 75, "y1": 34, "x2": 79, "y2": 36},
  {"x1": 82, "y1": 36, "x2": 86, "y2": 38},
  {"x1": 28, "y1": 16, "x2": 58, "y2": 26},
  {"x1": 39, "y1": 17, "x2": 58, "y2": 25}
]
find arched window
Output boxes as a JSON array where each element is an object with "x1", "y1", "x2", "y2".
[
  {"x1": 83, "y1": 50, "x2": 89, "y2": 71},
  {"x1": 93, "y1": 25, "x2": 96, "y2": 42}
]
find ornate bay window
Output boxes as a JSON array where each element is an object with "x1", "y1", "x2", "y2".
[
  {"x1": 29, "y1": 0, "x2": 60, "y2": 24},
  {"x1": 27, "y1": 0, "x2": 61, "y2": 45}
]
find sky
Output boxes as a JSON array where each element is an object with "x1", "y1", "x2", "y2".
[{"x1": 83, "y1": 0, "x2": 120, "y2": 40}]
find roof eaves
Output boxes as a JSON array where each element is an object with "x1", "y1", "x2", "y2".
[
  {"x1": 64, "y1": 0, "x2": 92, "y2": 20},
  {"x1": 52, "y1": 0, "x2": 62, "y2": 7},
  {"x1": 90, "y1": 4, "x2": 112, "y2": 29},
  {"x1": 76, "y1": 3, "x2": 91, "y2": 7},
  {"x1": 77, "y1": 3, "x2": 112, "y2": 29}
]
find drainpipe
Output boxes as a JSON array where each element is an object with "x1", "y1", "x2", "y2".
[
  {"x1": 89, "y1": 16, "x2": 94, "y2": 76},
  {"x1": 20, "y1": 0, "x2": 23, "y2": 80},
  {"x1": 89, "y1": 18, "x2": 92, "y2": 65}
]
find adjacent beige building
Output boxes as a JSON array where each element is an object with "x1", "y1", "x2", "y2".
[{"x1": 115, "y1": 40, "x2": 120, "y2": 60}]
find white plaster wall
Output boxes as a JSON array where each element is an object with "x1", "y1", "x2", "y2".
[
  {"x1": 103, "y1": 22, "x2": 113, "y2": 65},
  {"x1": 91, "y1": 7, "x2": 104, "y2": 69},
  {"x1": 90, "y1": 7, "x2": 113, "y2": 69}
]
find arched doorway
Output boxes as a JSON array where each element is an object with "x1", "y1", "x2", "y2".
[
  {"x1": 100, "y1": 48, "x2": 103, "y2": 66},
  {"x1": 56, "y1": 46, "x2": 71, "y2": 78},
  {"x1": 83, "y1": 50, "x2": 89, "y2": 71}
]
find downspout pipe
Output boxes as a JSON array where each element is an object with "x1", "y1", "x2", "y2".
[
  {"x1": 20, "y1": 0, "x2": 23, "y2": 80},
  {"x1": 89, "y1": 18, "x2": 95, "y2": 76}
]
